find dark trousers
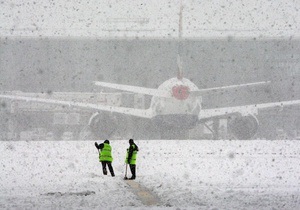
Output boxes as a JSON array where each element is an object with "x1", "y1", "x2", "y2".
[
  {"x1": 101, "y1": 161, "x2": 115, "y2": 176},
  {"x1": 129, "y1": 164, "x2": 136, "y2": 178}
]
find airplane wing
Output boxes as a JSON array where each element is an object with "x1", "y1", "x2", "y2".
[
  {"x1": 190, "y1": 81, "x2": 270, "y2": 97},
  {"x1": 199, "y1": 99, "x2": 300, "y2": 120},
  {"x1": 0, "y1": 94, "x2": 153, "y2": 119},
  {"x1": 94, "y1": 81, "x2": 170, "y2": 97}
]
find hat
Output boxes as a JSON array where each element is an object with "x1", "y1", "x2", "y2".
[
  {"x1": 129, "y1": 139, "x2": 134, "y2": 144},
  {"x1": 104, "y1": 139, "x2": 110, "y2": 144}
]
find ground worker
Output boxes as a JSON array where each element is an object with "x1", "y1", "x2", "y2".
[
  {"x1": 95, "y1": 140, "x2": 115, "y2": 177},
  {"x1": 125, "y1": 139, "x2": 139, "y2": 180}
]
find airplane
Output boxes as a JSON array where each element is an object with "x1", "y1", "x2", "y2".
[{"x1": 1, "y1": 62, "x2": 300, "y2": 140}]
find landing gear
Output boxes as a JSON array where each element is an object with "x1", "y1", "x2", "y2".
[
  {"x1": 203, "y1": 121, "x2": 218, "y2": 140},
  {"x1": 203, "y1": 119, "x2": 226, "y2": 140}
]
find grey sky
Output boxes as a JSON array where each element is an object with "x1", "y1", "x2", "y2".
[{"x1": 1, "y1": 0, "x2": 299, "y2": 38}]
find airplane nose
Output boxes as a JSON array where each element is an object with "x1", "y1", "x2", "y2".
[{"x1": 172, "y1": 85, "x2": 190, "y2": 100}]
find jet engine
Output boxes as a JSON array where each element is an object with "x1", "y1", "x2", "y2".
[
  {"x1": 88, "y1": 112, "x2": 118, "y2": 139},
  {"x1": 227, "y1": 114, "x2": 259, "y2": 140}
]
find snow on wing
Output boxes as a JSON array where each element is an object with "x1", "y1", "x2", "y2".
[
  {"x1": 199, "y1": 99, "x2": 300, "y2": 120},
  {"x1": 0, "y1": 94, "x2": 153, "y2": 119}
]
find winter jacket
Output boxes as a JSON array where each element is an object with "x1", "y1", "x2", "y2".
[
  {"x1": 99, "y1": 143, "x2": 113, "y2": 162},
  {"x1": 125, "y1": 143, "x2": 138, "y2": 165}
]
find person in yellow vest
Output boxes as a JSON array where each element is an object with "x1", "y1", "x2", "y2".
[
  {"x1": 125, "y1": 139, "x2": 139, "y2": 180},
  {"x1": 95, "y1": 140, "x2": 115, "y2": 177}
]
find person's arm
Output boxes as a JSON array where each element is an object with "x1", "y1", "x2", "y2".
[
  {"x1": 135, "y1": 144, "x2": 139, "y2": 151},
  {"x1": 95, "y1": 143, "x2": 104, "y2": 150},
  {"x1": 95, "y1": 142, "x2": 99, "y2": 150},
  {"x1": 127, "y1": 145, "x2": 134, "y2": 162}
]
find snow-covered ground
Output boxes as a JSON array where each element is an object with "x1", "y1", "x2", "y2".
[{"x1": 1, "y1": 140, "x2": 299, "y2": 209}]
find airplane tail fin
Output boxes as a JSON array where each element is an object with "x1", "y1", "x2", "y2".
[
  {"x1": 177, "y1": 0, "x2": 184, "y2": 81},
  {"x1": 177, "y1": 54, "x2": 183, "y2": 80}
]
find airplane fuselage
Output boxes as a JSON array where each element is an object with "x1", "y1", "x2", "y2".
[{"x1": 150, "y1": 77, "x2": 202, "y2": 130}]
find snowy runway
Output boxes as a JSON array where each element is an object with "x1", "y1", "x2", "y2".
[{"x1": 0, "y1": 140, "x2": 299, "y2": 209}]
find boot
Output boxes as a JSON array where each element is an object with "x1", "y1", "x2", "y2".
[
  {"x1": 129, "y1": 164, "x2": 136, "y2": 179},
  {"x1": 103, "y1": 168, "x2": 107, "y2": 175}
]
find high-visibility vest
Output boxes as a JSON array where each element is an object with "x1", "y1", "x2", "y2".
[
  {"x1": 125, "y1": 144, "x2": 138, "y2": 165},
  {"x1": 99, "y1": 143, "x2": 113, "y2": 162}
]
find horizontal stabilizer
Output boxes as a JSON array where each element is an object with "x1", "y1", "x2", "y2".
[
  {"x1": 94, "y1": 81, "x2": 170, "y2": 97},
  {"x1": 191, "y1": 81, "x2": 270, "y2": 97}
]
